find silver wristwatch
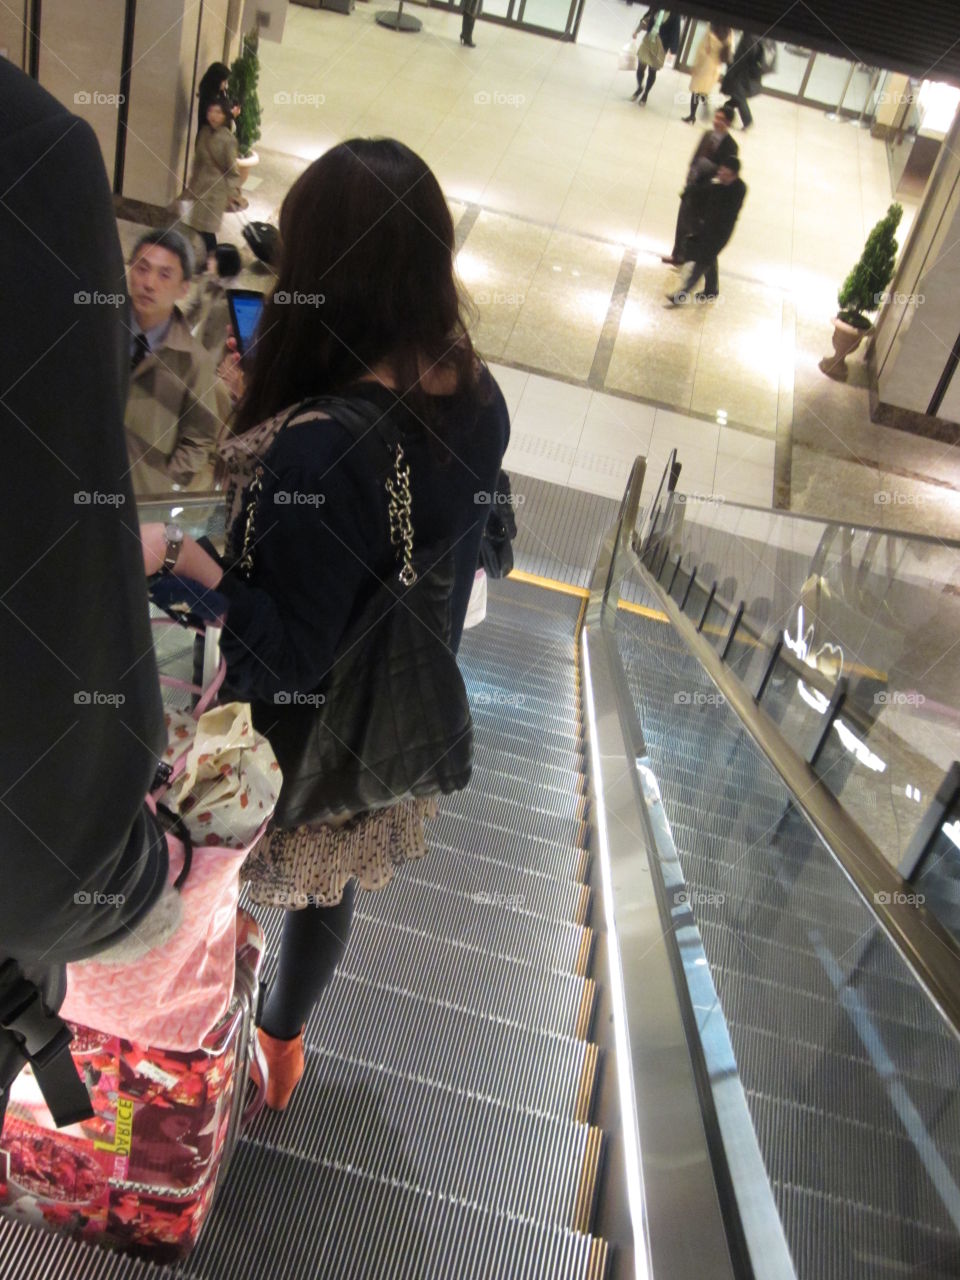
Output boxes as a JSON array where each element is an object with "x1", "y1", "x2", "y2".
[{"x1": 161, "y1": 523, "x2": 184, "y2": 574}]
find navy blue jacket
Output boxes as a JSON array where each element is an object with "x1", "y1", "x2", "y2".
[{"x1": 217, "y1": 371, "x2": 510, "y2": 703}]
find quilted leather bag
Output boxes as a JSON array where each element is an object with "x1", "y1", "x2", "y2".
[{"x1": 238, "y1": 396, "x2": 473, "y2": 828}]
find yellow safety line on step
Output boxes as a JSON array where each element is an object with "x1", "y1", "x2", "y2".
[
  {"x1": 616, "y1": 599, "x2": 670, "y2": 623},
  {"x1": 508, "y1": 569, "x2": 590, "y2": 599}
]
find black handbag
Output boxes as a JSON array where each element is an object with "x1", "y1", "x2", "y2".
[
  {"x1": 237, "y1": 396, "x2": 473, "y2": 828},
  {"x1": 478, "y1": 469, "x2": 517, "y2": 580}
]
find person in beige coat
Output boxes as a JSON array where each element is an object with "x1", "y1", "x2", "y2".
[
  {"x1": 125, "y1": 230, "x2": 222, "y2": 496},
  {"x1": 184, "y1": 97, "x2": 244, "y2": 268},
  {"x1": 683, "y1": 24, "x2": 731, "y2": 123}
]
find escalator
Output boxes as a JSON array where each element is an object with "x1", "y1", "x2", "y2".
[{"x1": 5, "y1": 463, "x2": 960, "y2": 1279}]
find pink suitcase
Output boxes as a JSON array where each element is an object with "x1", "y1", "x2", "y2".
[{"x1": 0, "y1": 910, "x2": 266, "y2": 1262}]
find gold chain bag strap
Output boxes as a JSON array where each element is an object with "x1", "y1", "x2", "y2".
[{"x1": 233, "y1": 395, "x2": 473, "y2": 829}]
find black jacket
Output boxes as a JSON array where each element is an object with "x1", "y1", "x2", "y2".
[
  {"x1": 216, "y1": 373, "x2": 510, "y2": 704},
  {"x1": 688, "y1": 178, "x2": 747, "y2": 258},
  {"x1": 721, "y1": 35, "x2": 765, "y2": 99},
  {"x1": 642, "y1": 10, "x2": 681, "y2": 55},
  {"x1": 685, "y1": 129, "x2": 739, "y2": 187},
  {"x1": 0, "y1": 61, "x2": 167, "y2": 973}
]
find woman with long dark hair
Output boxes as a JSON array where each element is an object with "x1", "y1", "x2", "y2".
[
  {"x1": 140, "y1": 138, "x2": 510, "y2": 1111},
  {"x1": 195, "y1": 62, "x2": 236, "y2": 142}
]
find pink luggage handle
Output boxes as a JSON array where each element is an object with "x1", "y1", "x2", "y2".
[{"x1": 152, "y1": 616, "x2": 227, "y2": 715}]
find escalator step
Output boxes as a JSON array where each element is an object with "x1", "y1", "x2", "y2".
[
  {"x1": 474, "y1": 739, "x2": 587, "y2": 782},
  {"x1": 408, "y1": 844, "x2": 592, "y2": 925},
  {"x1": 245, "y1": 1052, "x2": 603, "y2": 1232},
  {"x1": 0, "y1": 1218, "x2": 177, "y2": 1279},
  {"x1": 441, "y1": 788, "x2": 588, "y2": 848},
  {"x1": 304, "y1": 972, "x2": 600, "y2": 1122},
  {"x1": 253, "y1": 908, "x2": 597, "y2": 1038},
  {"x1": 356, "y1": 876, "x2": 594, "y2": 975},
  {"x1": 470, "y1": 703, "x2": 581, "y2": 751},
  {"x1": 189, "y1": 1143, "x2": 608, "y2": 1280},
  {"x1": 466, "y1": 769, "x2": 588, "y2": 819},
  {"x1": 432, "y1": 810, "x2": 590, "y2": 881}
]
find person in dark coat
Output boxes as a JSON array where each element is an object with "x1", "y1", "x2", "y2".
[
  {"x1": 630, "y1": 9, "x2": 681, "y2": 106},
  {"x1": 195, "y1": 61, "x2": 239, "y2": 142},
  {"x1": 662, "y1": 104, "x2": 738, "y2": 265},
  {"x1": 721, "y1": 32, "x2": 765, "y2": 128},
  {"x1": 0, "y1": 61, "x2": 169, "y2": 1123},
  {"x1": 461, "y1": 0, "x2": 481, "y2": 47},
  {"x1": 667, "y1": 157, "x2": 747, "y2": 303}
]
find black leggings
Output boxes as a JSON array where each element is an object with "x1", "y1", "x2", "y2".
[
  {"x1": 199, "y1": 231, "x2": 217, "y2": 256},
  {"x1": 688, "y1": 92, "x2": 706, "y2": 118},
  {"x1": 635, "y1": 64, "x2": 657, "y2": 97},
  {"x1": 259, "y1": 881, "x2": 356, "y2": 1039}
]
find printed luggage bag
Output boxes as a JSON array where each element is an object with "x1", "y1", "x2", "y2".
[{"x1": 0, "y1": 910, "x2": 266, "y2": 1263}]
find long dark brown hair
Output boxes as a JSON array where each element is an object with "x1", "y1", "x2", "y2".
[{"x1": 235, "y1": 138, "x2": 478, "y2": 435}]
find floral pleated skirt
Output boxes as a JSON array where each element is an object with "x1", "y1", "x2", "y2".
[{"x1": 242, "y1": 796, "x2": 438, "y2": 909}]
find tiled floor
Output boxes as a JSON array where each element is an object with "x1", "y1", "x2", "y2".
[{"x1": 184, "y1": 2, "x2": 960, "y2": 530}]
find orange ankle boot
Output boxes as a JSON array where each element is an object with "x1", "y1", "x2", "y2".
[{"x1": 256, "y1": 1027, "x2": 305, "y2": 1111}]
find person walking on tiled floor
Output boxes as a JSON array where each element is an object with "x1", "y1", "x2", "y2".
[{"x1": 666, "y1": 157, "x2": 746, "y2": 304}]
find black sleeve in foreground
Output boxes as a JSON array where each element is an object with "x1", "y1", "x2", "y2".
[{"x1": 0, "y1": 62, "x2": 167, "y2": 965}]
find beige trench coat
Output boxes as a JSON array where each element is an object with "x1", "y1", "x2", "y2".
[
  {"x1": 690, "y1": 30, "x2": 728, "y2": 95},
  {"x1": 185, "y1": 124, "x2": 241, "y2": 236},
  {"x1": 125, "y1": 308, "x2": 223, "y2": 496}
]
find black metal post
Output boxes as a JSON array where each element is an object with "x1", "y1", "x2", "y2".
[
  {"x1": 667, "y1": 555, "x2": 682, "y2": 594},
  {"x1": 899, "y1": 761, "x2": 960, "y2": 880},
  {"x1": 113, "y1": 0, "x2": 137, "y2": 194},
  {"x1": 679, "y1": 567, "x2": 697, "y2": 612},
  {"x1": 697, "y1": 581, "x2": 717, "y2": 633},
  {"x1": 721, "y1": 602, "x2": 745, "y2": 662},
  {"x1": 754, "y1": 637, "x2": 783, "y2": 704},
  {"x1": 808, "y1": 677, "x2": 849, "y2": 768}
]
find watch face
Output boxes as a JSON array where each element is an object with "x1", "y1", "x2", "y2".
[{"x1": 164, "y1": 523, "x2": 184, "y2": 544}]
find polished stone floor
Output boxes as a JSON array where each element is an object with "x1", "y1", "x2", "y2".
[{"x1": 169, "y1": 0, "x2": 960, "y2": 533}]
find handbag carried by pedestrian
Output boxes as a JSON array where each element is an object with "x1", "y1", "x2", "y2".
[{"x1": 233, "y1": 396, "x2": 474, "y2": 831}]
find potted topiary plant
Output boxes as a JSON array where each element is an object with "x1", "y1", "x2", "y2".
[
  {"x1": 820, "y1": 203, "x2": 903, "y2": 380},
  {"x1": 228, "y1": 28, "x2": 262, "y2": 174}
]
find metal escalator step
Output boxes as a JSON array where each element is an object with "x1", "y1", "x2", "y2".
[
  {"x1": 414, "y1": 841, "x2": 591, "y2": 924},
  {"x1": 245, "y1": 1051, "x2": 603, "y2": 1232},
  {"x1": 441, "y1": 788, "x2": 588, "y2": 848},
  {"x1": 191, "y1": 1142, "x2": 608, "y2": 1280},
  {"x1": 354, "y1": 875, "x2": 593, "y2": 976},
  {"x1": 465, "y1": 770, "x2": 588, "y2": 820},
  {"x1": 474, "y1": 738, "x2": 586, "y2": 781},
  {"x1": 432, "y1": 810, "x2": 590, "y2": 880},
  {"x1": 470, "y1": 703, "x2": 581, "y2": 750},
  {"x1": 0, "y1": 1218, "x2": 179, "y2": 1280},
  {"x1": 305, "y1": 972, "x2": 600, "y2": 1121},
  {"x1": 345, "y1": 916, "x2": 596, "y2": 1036},
  {"x1": 474, "y1": 719, "x2": 585, "y2": 768}
]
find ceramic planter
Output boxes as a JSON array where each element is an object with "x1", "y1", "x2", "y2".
[{"x1": 819, "y1": 315, "x2": 871, "y2": 380}]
